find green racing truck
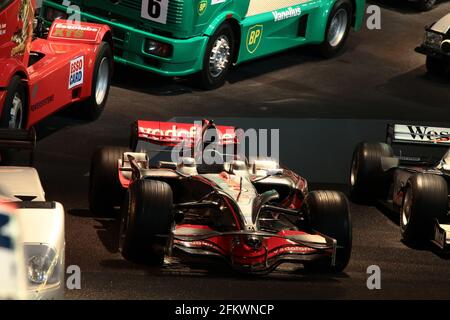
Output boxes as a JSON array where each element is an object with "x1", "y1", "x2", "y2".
[{"x1": 41, "y1": 0, "x2": 365, "y2": 89}]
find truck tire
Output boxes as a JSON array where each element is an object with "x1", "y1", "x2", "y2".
[
  {"x1": 303, "y1": 191, "x2": 352, "y2": 273},
  {"x1": 416, "y1": 0, "x2": 436, "y2": 11},
  {"x1": 318, "y1": 0, "x2": 353, "y2": 58},
  {"x1": 0, "y1": 76, "x2": 26, "y2": 129},
  {"x1": 426, "y1": 55, "x2": 450, "y2": 76},
  {"x1": 400, "y1": 174, "x2": 448, "y2": 245},
  {"x1": 350, "y1": 142, "x2": 394, "y2": 201},
  {"x1": 120, "y1": 179, "x2": 173, "y2": 265},
  {"x1": 196, "y1": 23, "x2": 235, "y2": 90},
  {"x1": 80, "y1": 42, "x2": 113, "y2": 120},
  {"x1": 89, "y1": 146, "x2": 130, "y2": 216}
]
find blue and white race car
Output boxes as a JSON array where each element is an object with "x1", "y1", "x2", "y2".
[{"x1": 0, "y1": 130, "x2": 65, "y2": 300}]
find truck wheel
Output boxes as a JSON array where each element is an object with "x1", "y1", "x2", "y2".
[
  {"x1": 303, "y1": 191, "x2": 352, "y2": 273},
  {"x1": 196, "y1": 23, "x2": 235, "y2": 90},
  {"x1": 416, "y1": 0, "x2": 436, "y2": 11},
  {"x1": 400, "y1": 174, "x2": 447, "y2": 245},
  {"x1": 0, "y1": 76, "x2": 26, "y2": 129},
  {"x1": 120, "y1": 179, "x2": 173, "y2": 265},
  {"x1": 426, "y1": 56, "x2": 450, "y2": 76},
  {"x1": 350, "y1": 142, "x2": 394, "y2": 201},
  {"x1": 89, "y1": 146, "x2": 130, "y2": 216},
  {"x1": 80, "y1": 42, "x2": 113, "y2": 120},
  {"x1": 318, "y1": 0, "x2": 353, "y2": 58}
]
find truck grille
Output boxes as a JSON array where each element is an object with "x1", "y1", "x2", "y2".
[{"x1": 118, "y1": 0, "x2": 183, "y2": 25}]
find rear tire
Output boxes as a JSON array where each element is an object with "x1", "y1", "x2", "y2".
[
  {"x1": 317, "y1": 0, "x2": 353, "y2": 58},
  {"x1": 120, "y1": 179, "x2": 173, "y2": 265},
  {"x1": 0, "y1": 75, "x2": 26, "y2": 129},
  {"x1": 80, "y1": 41, "x2": 113, "y2": 120},
  {"x1": 350, "y1": 142, "x2": 394, "y2": 201},
  {"x1": 426, "y1": 55, "x2": 450, "y2": 76},
  {"x1": 89, "y1": 146, "x2": 130, "y2": 216},
  {"x1": 400, "y1": 174, "x2": 447, "y2": 245},
  {"x1": 303, "y1": 190, "x2": 352, "y2": 273}
]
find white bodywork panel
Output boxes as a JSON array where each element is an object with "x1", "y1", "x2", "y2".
[
  {"x1": 0, "y1": 167, "x2": 45, "y2": 201},
  {"x1": 19, "y1": 203, "x2": 65, "y2": 300},
  {"x1": 431, "y1": 13, "x2": 450, "y2": 34},
  {"x1": 246, "y1": 0, "x2": 309, "y2": 17}
]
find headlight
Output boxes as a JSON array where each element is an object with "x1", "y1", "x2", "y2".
[
  {"x1": 28, "y1": 255, "x2": 52, "y2": 284},
  {"x1": 24, "y1": 245, "x2": 60, "y2": 286},
  {"x1": 144, "y1": 39, "x2": 173, "y2": 58}
]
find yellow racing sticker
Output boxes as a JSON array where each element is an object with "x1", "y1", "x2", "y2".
[
  {"x1": 198, "y1": 0, "x2": 208, "y2": 15},
  {"x1": 246, "y1": 24, "x2": 263, "y2": 53}
]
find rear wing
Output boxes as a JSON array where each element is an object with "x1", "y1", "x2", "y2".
[
  {"x1": 386, "y1": 124, "x2": 450, "y2": 165},
  {"x1": 0, "y1": 129, "x2": 36, "y2": 166},
  {"x1": 131, "y1": 120, "x2": 237, "y2": 149}
]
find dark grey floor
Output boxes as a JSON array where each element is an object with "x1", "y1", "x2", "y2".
[{"x1": 31, "y1": 1, "x2": 450, "y2": 299}]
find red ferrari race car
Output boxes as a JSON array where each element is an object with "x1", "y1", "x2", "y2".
[
  {"x1": 0, "y1": 0, "x2": 113, "y2": 129},
  {"x1": 89, "y1": 120, "x2": 352, "y2": 274},
  {"x1": 350, "y1": 124, "x2": 450, "y2": 250}
]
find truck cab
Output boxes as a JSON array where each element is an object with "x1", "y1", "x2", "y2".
[{"x1": 41, "y1": 0, "x2": 365, "y2": 89}]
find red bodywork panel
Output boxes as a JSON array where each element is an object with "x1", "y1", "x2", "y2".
[
  {"x1": 0, "y1": 0, "x2": 111, "y2": 128},
  {"x1": 174, "y1": 225, "x2": 331, "y2": 270}
]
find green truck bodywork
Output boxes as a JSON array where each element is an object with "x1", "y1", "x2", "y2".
[{"x1": 41, "y1": 0, "x2": 365, "y2": 77}]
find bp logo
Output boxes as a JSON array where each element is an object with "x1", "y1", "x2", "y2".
[
  {"x1": 198, "y1": 0, "x2": 207, "y2": 15},
  {"x1": 246, "y1": 25, "x2": 263, "y2": 53}
]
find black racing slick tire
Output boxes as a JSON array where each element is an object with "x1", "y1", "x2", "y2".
[
  {"x1": 303, "y1": 190, "x2": 352, "y2": 273},
  {"x1": 80, "y1": 41, "x2": 113, "y2": 120},
  {"x1": 416, "y1": 0, "x2": 436, "y2": 11},
  {"x1": 400, "y1": 174, "x2": 448, "y2": 245},
  {"x1": 318, "y1": 0, "x2": 353, "y2": 58},
  {"x1": 195, "y1": 23, "x2": 235, "y2": 90},
  {"x1": 426, "y1": 55, "x2": 450, "y2": 76},
  {"x1": 350, "y1": 142, "x2": 394, "y2": 201},
  {"x1": 120, "y1": 179, "x2": 173, "y2": 265},
  {"x1": 89, "y1": 146, "x2": 130, "y2": 216},
  {"x1": 0, "y1": 75, "x2": 26, "y2": 129}
]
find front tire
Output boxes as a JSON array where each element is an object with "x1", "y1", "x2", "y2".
[
  {"x1": 80, "y1": 41, "x2": 113, "y2": 120},
  {"x1": 195, "y1": 23, "x2": 235, "y2": 90},
  {"x1": 318, "y1": 0, "x2": 353, "y2": 58},
  {"x1": 120, "y1": 179, "x2": 173, "y2": 265},
  {"x1": 89, "y1": 146, "x2": 130, "y2": 216},
  {"x1": 350, "y1": 142, "x2": 394, "y2": 201},
  {"x1": 400, "y1": 174, "x2": 447, "y2": 245},
  {"x1": 1, "y1": 75, "x2": 26, "y2": 129},
  {"x1": 303, "y1": 190, "x2": 352, "y2": 273}
]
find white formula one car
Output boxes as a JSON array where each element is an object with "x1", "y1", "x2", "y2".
[
  {"x1": 416, "y1": 13, "x2": 450, "y2": 75},
  {"x1": 0, "y1": 129, "x2": 65, "y2": 300}
]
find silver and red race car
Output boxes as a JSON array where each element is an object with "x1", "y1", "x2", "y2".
[
  {"x1": 89, "y1": 119, "x2": 352, "y2": 274},
  {"x1": 350, "y1": 124, "x2": 450, "y2": 250}
]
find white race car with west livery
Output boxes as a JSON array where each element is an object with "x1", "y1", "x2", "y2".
[
  {"x1": 0, "y1": 129, "x2": 65, "y2": 300},
  {"x1": 350, "y1": 124, "x2": 450, "y2": 250}
]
